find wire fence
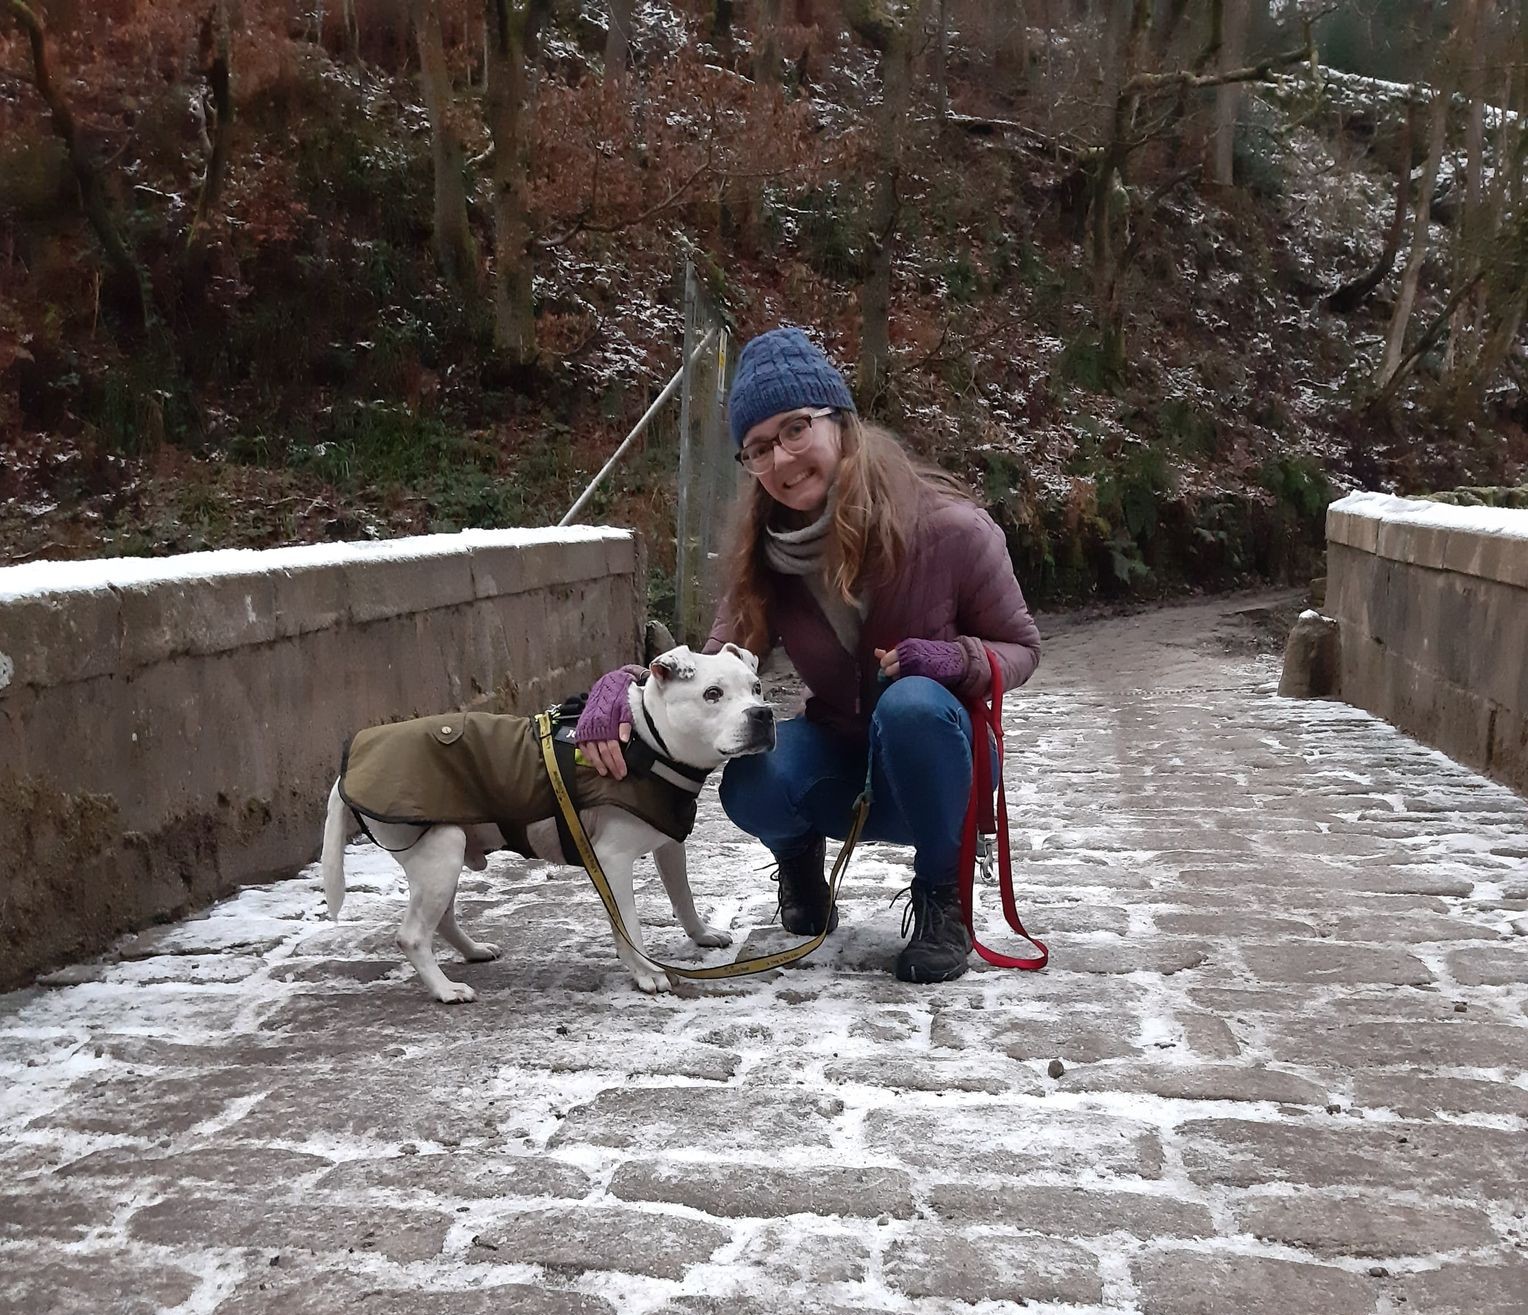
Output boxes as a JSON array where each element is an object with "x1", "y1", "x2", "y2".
[{"x1": 673, "y1": 263, "x2": 739, "y2": 647}]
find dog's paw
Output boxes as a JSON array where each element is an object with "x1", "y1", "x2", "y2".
[
  {"x1": 432, "y1": 982, "x2": 478, "y2": 1004},
  {"x1": 691, "y1": 924, "x2": 733, "y2": 948},
  {"x1": 462, "y1": 941, "x2": 502, "y2": 962},
  {"x1": 630, "y1": 966, "x2": 673, "y2": 994}
]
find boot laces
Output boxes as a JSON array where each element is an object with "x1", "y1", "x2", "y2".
[
  {"x1": 890, "y1": 884, "x2": 960, "y2": 940},
  {"x1": 759, "y1": 858, "x2": 785, "y2": 926}
]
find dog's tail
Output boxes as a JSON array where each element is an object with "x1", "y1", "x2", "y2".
[{"x1": 321, "y1": 780, "x2": 353, "y2": 921}]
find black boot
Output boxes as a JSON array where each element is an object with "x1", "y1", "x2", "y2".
[
  {"x1": 894, "y1": 883, "x2": 972, "y2": 983},
  {"x1": 772, "y1": 836, "x2": 838, "y2": 936}
]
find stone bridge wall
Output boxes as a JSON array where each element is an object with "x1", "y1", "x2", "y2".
[
  {"x1": 1327, "y1": 492, "x2": 1527, "y2": 796},
  {"x1": 0, "y1": 529, "x2": 643, "y2": 989}
]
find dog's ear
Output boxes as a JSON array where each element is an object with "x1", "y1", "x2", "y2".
[
  {"x1": 649, "y1": 645, "x2": 697, "y2": 684},
  {"x1": 722, "y1": 642, "x2": 760, "y2": 673}
]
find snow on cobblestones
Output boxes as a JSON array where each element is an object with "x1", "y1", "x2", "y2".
[{"x1": 0, "y1": 592, "x2": 1524, "y2": 1314}]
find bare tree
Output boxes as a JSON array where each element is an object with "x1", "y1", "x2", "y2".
[
  {"x1": 1443, "y1": 0, "x2": 1488, "y2": 382},
  {"x1": 342, "y1": 0, "x2": 361, "y2": 60},
  {"x1": 846, "y1": 0, "x2": 934, "y2": 408},
  {"x1": 1211, "y1": 0, "x2": 1248, "y2": 184},
  {"x1": 414, "y1": 0, "x2": 482, "y2": 297},
  {"x1": 995, "y1": 0, "x2": 1028, "y2": 84},
  {"x1": 713, "y1": 0, "x2": 735, "y2": 61},
  {"x1": 1092, "y1": 0, "x2": 1154, "y2": 376},
  {"x1": 485, "y1": 0, "x2": 553, "y2": 366},
  {"x1": 1376, "y1": 6, "x2": 1465, "y2": 392},
  {"x1": 1083, "y1": 0, "x2": 1311, "y2": 376},
  {"x1": 754, "y1": 0, "x2": 782, "y2": 85},
  {"x1": 933, "y1": 0, "x2": 949, "y2": 120},
  {"x1": 605, "y1": 0, "x2": 634, "y2": 87},
  {"x1": 188, "y1": 0, "x2": 236, "y2": 243},
  {"x1": 6, "y1": 0, "x2": 152, "y2": 326},
  {"x1": 1449, "y1": 10, "x2": 1527, "y2": 406}
]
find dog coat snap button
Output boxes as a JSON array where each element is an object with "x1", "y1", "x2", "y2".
[{"x1": 432, "y1": 719, "x2": 465, "y2": 744}]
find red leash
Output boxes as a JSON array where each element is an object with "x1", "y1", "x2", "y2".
[{"x1": 958, "y1": 648, "x2": 1048, "y2": 969}]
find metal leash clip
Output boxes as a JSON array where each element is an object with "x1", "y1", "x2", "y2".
[{"x1": 976, "y1": 834, "x2": 997, "y2": 885}]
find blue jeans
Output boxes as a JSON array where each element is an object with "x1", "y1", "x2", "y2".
[{"x1": 719, "y1": 676, "x2": 976, "y2": 888}]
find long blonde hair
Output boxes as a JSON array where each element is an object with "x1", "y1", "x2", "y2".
[{"x1": 719, "y1": 413, "x2": 973, "y2": 653}]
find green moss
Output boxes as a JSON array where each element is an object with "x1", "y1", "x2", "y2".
[
  {"x1": 1425, "y1": 485, "x2": 1528, "y2": 509},
  {"x1": 1259, "y1": 454, "x2": 1335, "y2": 522}
]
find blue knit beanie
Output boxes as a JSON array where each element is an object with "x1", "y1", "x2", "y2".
[{"x1": 727, "y1": 327, "x2": 857, "y2": 447}]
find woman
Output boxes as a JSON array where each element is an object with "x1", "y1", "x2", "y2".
[{"x1": 577, "y1": 327, "x2": 1041, "y2": 983}]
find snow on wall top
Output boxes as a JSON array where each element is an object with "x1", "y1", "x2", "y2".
[
  {"x1": 0, "y1": 526, "x2": 631, "y2": 604},
  {"x1": 1329, "y1": 491, "x2": 1528, "y2": 542}
]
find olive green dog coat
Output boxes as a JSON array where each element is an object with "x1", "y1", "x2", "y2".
[{"x1": 339, "y1": 710, "x2": 701, "y2": 861}]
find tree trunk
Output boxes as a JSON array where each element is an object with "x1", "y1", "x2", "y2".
[
  {"x1": 995, "y1": 0, "x2": 1028, "y2": 84},
  {"x1": 485, "y1": 0, "x2": 549, "y2": 367},
  {"x1": 8, "y1": 0, "x2": 152, "y2": 326},
  {"x1": 1444, "y1": 0, "x2": 1487, "y2": 381},
  {"x1": 605, "y1": 0, "x2": 633, "y2": 87},
  {"x1": 1092, "y1": 0, "x2": 1152, "y2": 380},
  {"x1": 190, "y1": 0, "x2": 235, "y2": 241},
  {"x1": 933, "y1": 0, "x2": 949, "y2": 120},
  {"x1": 848, "y1": 0, "x2": 931, "y2": 408},
  {"x1": 753, "y1": 0, "x2": 781, "y2": 84},
  {"x1": 1211, "y1": 0, "x2": 1247, "y2": 185},
  {"x1": 754, "y1": 0, "x2": 782, "y2": 83},
  {"x1": 415, "y1": 0, "x2": 481, "y2": 297},
  {"x1": 341, "y1": 0, "x2": 360, "y2": 60},
  {"x1": 1151, "y1": 0, "x2": 1190, "y2": 59},
  {"x1": 713, "y1": 0, "x2": 734, "y2": 61},
  {"x1": 1377, "y1": 76, "x2": 1453, "y2": 389},
  {"x1": 1454, "y1": 46, "x2": 1525, "y2": 402}
]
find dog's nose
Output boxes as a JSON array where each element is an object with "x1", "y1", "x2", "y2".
[{"x1": 746, "y1": 705, "x2": 774, "y2": 726}]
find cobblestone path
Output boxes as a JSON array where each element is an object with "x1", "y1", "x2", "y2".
[{"x1": 2, "y1": 592, "x2": 1524, "y2": 1314}]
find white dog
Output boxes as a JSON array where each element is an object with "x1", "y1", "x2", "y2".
[{"x1": 319, "y1": 644, "x2": 774, "y2": 1000}]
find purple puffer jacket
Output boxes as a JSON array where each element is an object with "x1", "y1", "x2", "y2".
[{"x1": 706, "y1": 491, "x2": 1041, "y2": 738}]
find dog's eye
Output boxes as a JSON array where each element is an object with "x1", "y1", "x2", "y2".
[
  {"x1": 704, "y1": 686, "x2": 723, "y2": 702},
  {"x1": 753, "y1": 682, "x2": 762, "y2": 695}
]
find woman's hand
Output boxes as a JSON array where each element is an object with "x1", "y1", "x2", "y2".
[
  {"x1": 575, "y1": 667, "x2": 638, "y2": 779},
  {"x1": 875, "y1": 639, "x2": 968, "y2": 688}
]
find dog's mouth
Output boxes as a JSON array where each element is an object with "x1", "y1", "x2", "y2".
[{"x1": 721, "y1": 723, "x2": 777, "y2": 757}]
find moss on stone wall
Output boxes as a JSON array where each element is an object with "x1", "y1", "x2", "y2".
[{"x1": 1424, "y1": 487, "x2": 1528, "y2": 509}]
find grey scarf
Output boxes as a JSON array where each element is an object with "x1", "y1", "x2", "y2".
[{"x1": 764, "y1": 497, "x2": 867, "y2": 654}]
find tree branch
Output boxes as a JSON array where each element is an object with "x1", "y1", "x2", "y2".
[
  {"x1": 536, "y1": 148, "x2": 716, "y2": 249},
  {"x1": 1323, "y1": 104, "x2": 1414, "y2": 312},
  {"x1": 1124, "y1": 42, "x2": 1312, "y2": 96}
]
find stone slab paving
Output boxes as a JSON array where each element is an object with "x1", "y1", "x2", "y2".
[{"x1": 2, "y1": 591, "x2": 1526, "y2": 1314}]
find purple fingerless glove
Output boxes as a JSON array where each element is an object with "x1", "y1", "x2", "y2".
[
  {"x1": 895, "y1": 638, "x2": 968, "y2": 688},
  {"x1": 576, "y1": 666, "x2": 642, "y2": 742}
]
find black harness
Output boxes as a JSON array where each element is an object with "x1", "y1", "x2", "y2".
[{"x1": 545, "y1": 687, "x2": 710, "y2": 866}]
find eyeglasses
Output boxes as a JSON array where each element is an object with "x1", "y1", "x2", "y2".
[{"x1": 735, "y1": 408, "x2": 837, "y2": 475}]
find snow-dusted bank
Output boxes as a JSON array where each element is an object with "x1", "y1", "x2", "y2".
[
  {"x1": 1324, "y1": 491, "x2": 1528, "y2": 796},
  {"x1": 0, "y1": 528, "x2": 643, "y2": 990}
]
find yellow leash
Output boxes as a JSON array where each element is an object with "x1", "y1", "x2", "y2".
[{"x1": 535, "y1": 712, "x2": 866, "y2": 981}]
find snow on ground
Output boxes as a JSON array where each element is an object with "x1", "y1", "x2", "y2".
[{"x1": 1, "y1": 593, "x2": 1525, "y2": 1315}]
